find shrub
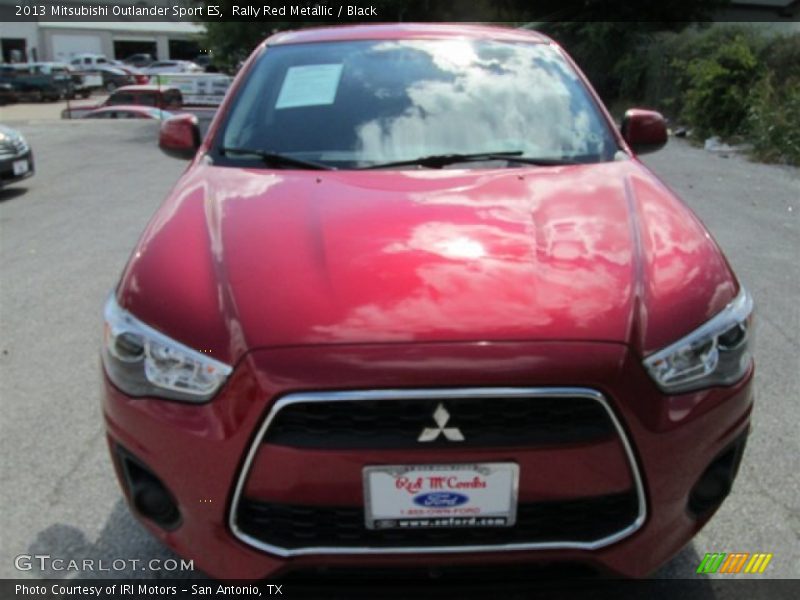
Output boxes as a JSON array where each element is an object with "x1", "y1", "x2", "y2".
[
  {"x1": 560, "y1": 22, "x2": 800, "y2": 165},
  {"x1": 638, "y1": 25, "x2": 763, "y2": 114},
  {"x1": 759, "y1": 32, "x2": 800, "y2": 82},
  {"x1": 681, "y1": 33, "x2": 762, "y2": 138},
  {"x1": 746, "y1": 73, "x2": 800, "y2": 165}
]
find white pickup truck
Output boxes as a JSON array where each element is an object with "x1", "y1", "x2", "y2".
[{"x1": 69, "y1": 53, "x2": 112, "y2": 69}]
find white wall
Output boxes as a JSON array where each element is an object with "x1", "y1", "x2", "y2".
[{"x1": 50, "y1": 33, "x2": 104, "y2": 62}]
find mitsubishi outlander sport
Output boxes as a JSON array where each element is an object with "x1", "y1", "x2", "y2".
[{"x1": 101, "y1": 24, "x2": 754, "y2": 579}]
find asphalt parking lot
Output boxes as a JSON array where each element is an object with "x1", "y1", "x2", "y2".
[
  {"x1": 0, "y1": 96, "x2": 110, "y2": 121},
  {"x1": 0, "y1": 119, "x2": 798, "y2": 588}
]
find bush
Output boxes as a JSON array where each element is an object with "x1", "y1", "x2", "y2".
[
  {"x1": 639, "y1": 25, "x2": 763, "y2": 114},
  {"x1": 747, "y1": 33, "x2": 800, "y2": 165},
  {"x1": 746, "y1": 73, "x2": 800, "y2": 165},
  {"x1": 681, "y1": 33, "x2": 762, "y2": 138},
  {"x1": 760, "y1": 32, "x2": 800, "y2": 82},
  {"x1": 631, "y1": 24, "x2": 799, "y2": 165}
]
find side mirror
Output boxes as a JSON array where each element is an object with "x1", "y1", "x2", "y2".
[
  {"x1": 159, "y1": 114, "x2": 200, "y2": 160},
  {"x1": 621, "y1": 109, "x2": 668, "y2": 155}
]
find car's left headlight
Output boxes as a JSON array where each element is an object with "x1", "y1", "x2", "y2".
[
  {"x1": 102, "y1": 293, "x2": 232, "y2": 403},
  {"x1": 0, "y1": 129, "x2": 29, "y2": 159},
  {"x1": 643, "y1": 287, "x2": 754, "y2": 394}
]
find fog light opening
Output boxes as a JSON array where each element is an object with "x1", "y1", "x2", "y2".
[
  {"x1": 133, "y1": 481, "x2": 180, "y2": 526},
  {"x1": 689, "y1": 467, "x2": 732, "y2": 514},
  {"x1": 688, "y1": 432, "x2": 748, "y2": 517},
  {"x1": 116, "y1": 446, "x2": 181, "y2": 530}
]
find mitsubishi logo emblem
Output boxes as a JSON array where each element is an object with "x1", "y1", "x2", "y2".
[{"x1": 417, "y1": 403, "x2": 465, "y2": 442}]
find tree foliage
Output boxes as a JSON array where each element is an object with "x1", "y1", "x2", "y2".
[
  {"x1": 682, "y1": 32, "x2": 761, "y2": 137},
  {"x1": 198, "y1": 0, "x2": 730, "y2": 71}
]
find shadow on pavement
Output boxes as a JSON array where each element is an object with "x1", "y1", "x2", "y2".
[
  {"x1": 21, "y1": 498, "x2": 752, "y2": 600},
  {"x1": 26, "y1": 500, "x2": 206, "y2": 580},
  {"x1": 0, "y1": 187, "x2": 29, "y2": 202}
]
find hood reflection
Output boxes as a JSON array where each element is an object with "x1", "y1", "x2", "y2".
[{"x1": 308, "y1": 163, "x2": 636, "y2": 343}]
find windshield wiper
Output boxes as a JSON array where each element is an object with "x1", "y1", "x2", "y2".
[
  {"x1": 219, "y1": 146, "x2": 335, "y2": 170},
  {"x1": 359, "y1": 151, "x2": 580, "y2": 170}
]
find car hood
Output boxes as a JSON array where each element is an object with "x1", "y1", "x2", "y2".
[
  {"x1": 118, "y1": 159, "x2": 737, "y2": 365},
  {"x1": 0, "y1": 124, "x2": 22, "y2": 139}
]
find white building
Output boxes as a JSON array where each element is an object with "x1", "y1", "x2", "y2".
[{"x1": 0, "y1": 0, "x2": 205, "y2": 63}]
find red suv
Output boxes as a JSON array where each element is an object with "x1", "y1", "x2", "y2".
[{"x1": 102, "y1": 24, "x2": 754, "y2": 580}]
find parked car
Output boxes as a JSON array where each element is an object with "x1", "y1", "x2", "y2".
[
  {"x1": 53, "y1": 62, "x2": 102, "y2": 97},
  {"x1": 69, "y1": 53, "x2": 111, "y2": 69},
  {"x1": 27, "y1": 62, "x2": 76, "y2": 98},
  {"x1": 193, "y1": 54, "x2": 218, "y2": 72},
  {"x1": 62, "y1": 85, "x2": 183, "y2": 118},
  {"x1": 147, "y1": 72, "x2": 233, "y2": 107},
  {"x1": 0, "y1": 64, "x2": 62, "y2": 101},
  {"x1": 95, "y1": 67, "x2": 136, "y2": 92},
  {"x1": 0, "y1": 82, "x2": 17, "y2": 105},
  {"x1": 102, "y1": 24, "x2": 755, "y2": 580},
  {"x1": 108, "y1": 60, "x2": 150, "y2": 85},
  {"x1": 141, "y1": 60, "x2": 203, "y2": 75},
  {"x1": 69, "y1": 54, "x2": 135, "y2": 91},
  {"x1": 103, "y1": 85, "x2": 182, "y2": 109},
  {"x1": 81, "y1": 105, "x2": 174, "y2": 120},
  {"x1": 64, "y1": 65, "x2": 97, "y2": 98},
  {"x1": 123, "y1": 53, "x2": 155, "y2": 68},
  {"x1": 0, "y1": 125, "x2": 34, "y2": 188}
]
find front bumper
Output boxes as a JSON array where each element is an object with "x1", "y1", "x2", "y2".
[
  {"x1": 0, "y1": 150, "x2": 34, "y2": 187},
  {"x1": 102, "y1": 341, "x2": 753, "y2": 579}
]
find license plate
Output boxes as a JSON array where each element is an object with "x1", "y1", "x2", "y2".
[
  {"x1": 363, "y1": 463, "x2": 518, "y2": 530},
  {"x1": 13, "y1": 159, "x2": 28, "y2": 176}
]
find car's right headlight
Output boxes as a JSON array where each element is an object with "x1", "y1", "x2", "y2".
[
  {"x1": 102, "y1": 293, "x2": 232, "y2": 403},
  {"x1": 643, "y1": 287, "x2": 754, "y2": 394}
]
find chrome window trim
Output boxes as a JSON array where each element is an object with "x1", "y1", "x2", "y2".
[{"x1": 228, "y1": 387, "x2": 647, "y2": 557}]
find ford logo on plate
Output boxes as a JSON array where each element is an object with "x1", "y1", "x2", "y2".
[{"x1": 413, "y1": 492, "x2": 469, "y2": 508}]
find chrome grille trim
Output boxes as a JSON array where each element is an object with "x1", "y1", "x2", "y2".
[{"x1": 228, "y1": 387, "x2": 647, "y2": 558}]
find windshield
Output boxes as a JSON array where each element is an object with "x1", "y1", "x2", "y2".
[{"x1": 217, "y1": 39, "x2": 619, "y2": 169}]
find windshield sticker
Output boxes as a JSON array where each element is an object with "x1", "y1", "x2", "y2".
[{"x1": 275, "y1": 64, "x2": 343, "y2": 110}]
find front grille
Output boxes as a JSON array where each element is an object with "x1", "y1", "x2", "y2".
[
  {"x1": 230, "y1": 388, "x2": 646, "y2": 555},
  {"x1": 237, "y1": 492, "x2": 639, "y2": 549},
  {"x1": 263, "y1": 395, "x2": 615, "y2": 449}
]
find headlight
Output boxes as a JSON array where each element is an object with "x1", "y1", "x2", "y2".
[
  {"x1": 643, "y1": 287, "x2": 754, "y2": 394},
  {"x1": 102, "y1": 293, "x2": 232, "y2": 403},
  {"x1": 0, "y1": 130, "x2": 29, "y2": 159}
]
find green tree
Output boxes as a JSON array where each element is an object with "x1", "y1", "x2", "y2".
[{"x1": 682, "y1": 33, "x2": 760, "y2": 137}]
